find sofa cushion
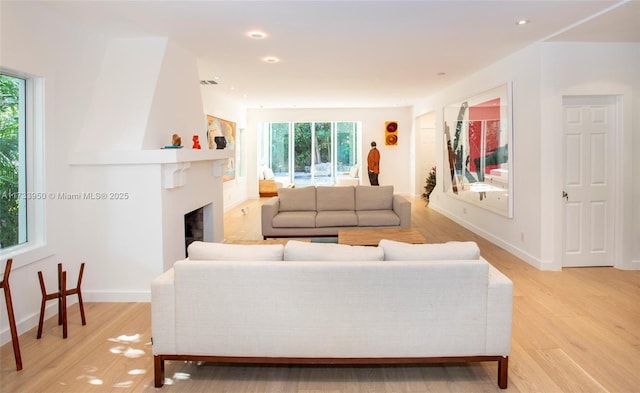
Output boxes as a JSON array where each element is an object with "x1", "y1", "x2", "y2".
[
  {"x1": 284, "y1": 240, "x2": 384, "y2": 261},
  {"x1": 355, "y1": 185, "x2": 394, "y2": 210},
  {"x1": 316, "y1": 211, "x2": 358, "y2": 227},
  {"x1": 278, "y1": 186, "x2": 316, "y2": 212},
  {"x1": 356, "y1": 210, "x2": 400, "y2": 226},
  {"x1": 273, "y1": 211, "x2": 317, "y2": 228},
  {"x1": 349, "y1": 165, "x2": 359, "y2": 178},
  {"x1": 379, "y1": 239, "x2": 481, "y2": 261},
  {"x1": 316, "y1": 186, "x2": 355, "y2": 211},
  {"x1": 187, "y1": 241, "x2": 284, "y2": 261},
  {"x1": 263, "y1": 167, "x2": 275, "y2": 180}
]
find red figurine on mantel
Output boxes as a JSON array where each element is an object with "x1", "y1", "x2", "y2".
[{"x1": 192, "y1": 135, "x2": 202, "y2": 149}]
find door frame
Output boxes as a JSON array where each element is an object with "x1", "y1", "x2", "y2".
[
  {"x1": 414, "y1": 111, "x2": 437, "y2": 198},
  {"x1": 554, "y1": 94, "x2": 624, "y2": 269}
]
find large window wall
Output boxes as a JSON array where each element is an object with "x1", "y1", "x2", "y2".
[{"x1": 264, "y1": 121, "x2": 360, "y2": 187}]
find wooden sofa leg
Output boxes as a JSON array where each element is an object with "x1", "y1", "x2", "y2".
[
  {"x1": 154, "y1": 355, "x2": 165, "y2": 387},
  {"x1": 498, "y1": 356, "x2": 508, "y2": 389}
]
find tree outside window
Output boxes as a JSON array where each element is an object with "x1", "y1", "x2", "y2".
[{"x1": 0, "y1": 74, "x2": 25, "y2": 249}]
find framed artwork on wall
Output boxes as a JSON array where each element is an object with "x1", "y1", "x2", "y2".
[
  {"x1": 442, "y1": 82, "x2": 513, "y2": 218},
  {"x1": 384, "y1": 121, "x2": 398, "y2": 146},
  {"x1": 206, "y1": 115, "x2": 236, "y2": 182}
]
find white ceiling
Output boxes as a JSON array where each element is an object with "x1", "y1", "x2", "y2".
[{"x1": 42, "y1": 0, "x2": 640, "y2": 109}]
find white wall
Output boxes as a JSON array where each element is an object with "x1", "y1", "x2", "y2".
[
  {"x1": 200, "y1": 88, "x2": 248, "y2": 209},
  {"x1": 246, "y1": 107, "x2": 414, "y2": 197},
  {"x1": 413, "y1": 44, "x2": 544, "y2": 268},
  {"x1": 413, "y1": 42, "x2": 639, "y2": 270},
  {"x1": 1, "y1": 1, "x2": 110, "y2": 343},
  {"x1": 539, "y1": 42, "x2": 640, "y2": 270},
  {"x1": 1, "y1": 2, "x2": 226, "y2": 346}
]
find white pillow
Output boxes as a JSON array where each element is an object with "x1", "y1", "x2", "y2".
[
  {"x1": 284, "y1": 240, "x2": 384, "y2": 261},
  {"x1": 187, "y1": 241, "x2": 284, "y2": 261},
  {"x1": 379, "y1": 239, "x2": 480, "y2": 261},
  {"x1": 258, "y1": 166, "x2": 265, "y2": 180},
  {"x1": 263, "y1": 167, "x2": 275, "y2": 180}
]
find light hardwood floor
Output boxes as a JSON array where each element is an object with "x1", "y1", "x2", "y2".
[{"x1": 1, "y1": 198, "x2": 639, "y2": 392}]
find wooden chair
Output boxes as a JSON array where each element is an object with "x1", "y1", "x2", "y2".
[
  {"x1": 37, "y1": 262, "x2": 86, "y2": 339},
  {"x1": 1, "y1": 259, "x2": 22, "y2": 371}
]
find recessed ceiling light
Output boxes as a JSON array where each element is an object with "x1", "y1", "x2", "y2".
[
  {"x1": 248, "y1": 31, "x2": 267, "y2": 39},
  {"x1": 516, "y1": 19, "x2": 530, "y2": 25},
  {"x1": 263, "y1": 56, "x2": 280, "y2": 64}
]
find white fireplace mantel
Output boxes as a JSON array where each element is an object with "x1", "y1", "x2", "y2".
[
  {"x1": 69, "y1": 148, "x2": 234, "y2": 166},
  {"x1": 68, "y1": 147, "x2": 231, "y2": 277},
  {"x1": 69, "y1": 149, "x2": 234, "y2": 189}
]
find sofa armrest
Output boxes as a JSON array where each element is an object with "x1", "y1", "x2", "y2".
[
  {"x1": 486, "y1": 264, "x2": 513, "y2": 355},
  {"x1": 151, "y1": 268, "x2": 176, "y2": 355},
  {"x1": 393, "y1": 195, "x2": 411, "y2": 228},
  {"x1": 261, "y1": 197, "x2": 280, "y2": 238}
]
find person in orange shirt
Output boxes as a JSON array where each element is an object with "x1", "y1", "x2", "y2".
[{"x1": 367, "y1": 141, "x2": 380, "y2": 186}]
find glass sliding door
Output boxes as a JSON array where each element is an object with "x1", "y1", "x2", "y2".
[
  {"x1": 265, "y1": 121, "x2": 361, "y2": 187},
  {"x1": 269, "y1": 123, "x2": 290, "y2": 181},
  {"x1": 293, "y1": 122, "x2": 312, "y2": 187},
  {"x1": 336, "y1": 122, "x2": 358, "y2": 173},
  {"x1": 313, "y1": 122, "x2": 333, "y2": 186}
]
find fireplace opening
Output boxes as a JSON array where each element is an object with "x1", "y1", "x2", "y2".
[
  {"x1": 184, "y1": 206, "x2": 204, "y2": 256},
  {"x1": 184, "y1": 203, "x2": 214, "y2": 257}
]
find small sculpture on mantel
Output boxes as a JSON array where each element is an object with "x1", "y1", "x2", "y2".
[
  {"x1": 192, "y1": 135, "x2": 202, "y2": 149},
  {"x1": 172, "y1": 133, "x2": 182, "y2": 147}
]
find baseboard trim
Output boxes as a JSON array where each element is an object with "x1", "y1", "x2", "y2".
[
  {"x1": 626, "y1": 259, "x2": 640, "y2": 270},
  {"x1": 430, "y1": 205, "x2": 552, "y2": 270}
]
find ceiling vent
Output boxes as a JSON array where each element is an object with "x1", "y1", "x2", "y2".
[{"x1": 200, "y1": 80, "x2": 218, "y2": 85}]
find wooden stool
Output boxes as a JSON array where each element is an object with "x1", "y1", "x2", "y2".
[
  {"x1": 1, "y1": 259, "x2": 22, "y2": 371},
  {"x1": 37, "y1": 262, "x2": 86, "y2": 339}
]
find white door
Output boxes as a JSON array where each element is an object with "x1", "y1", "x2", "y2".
[{"x1": 562, "y1": 96, "x2": 615, "y2": 267}]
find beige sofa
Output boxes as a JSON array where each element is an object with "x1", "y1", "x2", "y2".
[
  {"x1": 151, "y1": 240, "x2": 513, "y2": 388},
  {"x1": 261, "y1": 185, "x2": 411, "y2": 239}
]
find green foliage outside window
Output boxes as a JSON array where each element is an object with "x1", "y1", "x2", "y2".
[
  {"x1": 314, "y1": 122, "x2": 331, "y2": 164},
  {"x1": 267, "y1": 121, "x2": 360, "y2": 185},
  {"x1": 293, "y1": 123, "x2": 311, "y2": 172},
  {"x1": 0, "y1": 75, "x2": 21, "y2": 248},
  {"x1": 336, "y1": 122, "x2": 356, "y2": 172},
  {"x1": 270, "y1": 123, "x2": 289, "y2": 175}
]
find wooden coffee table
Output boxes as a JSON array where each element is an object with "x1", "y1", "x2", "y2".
[{"x1": 338, "y1": 228, "x2": 426, "y2": 246}]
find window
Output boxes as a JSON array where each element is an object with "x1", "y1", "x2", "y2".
[
  {"x1": 269, "y1": 123, "x2": 290, "y2": 180},
  {"x1": 0, "y1": 74, "x2": 26, "y2": 250},
  {"x1": 263, "y1": 121, "x2": 361, "y2": 187},
  {"x1": 0, "y1": 69, "x2": 46, "y2": 263}
]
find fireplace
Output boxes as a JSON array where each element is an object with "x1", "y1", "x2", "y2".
[{"x1": 184, "y1": 203, "x2": 213, "y2": 257}]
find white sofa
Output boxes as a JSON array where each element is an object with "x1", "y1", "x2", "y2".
[
  {"x1": 261, "y1": 185, "x2": 411, "y2": 239},
  {"x1": 151, "y1": 240, "x2": 513, "y2": 389}
]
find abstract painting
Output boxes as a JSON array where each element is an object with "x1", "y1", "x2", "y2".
[
  {"x1": 442, "y1": 82, "x2": 513, "y2": 217},
  {"x1": 206, "y1": 115, "x2": 236, "y2": 182}
]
